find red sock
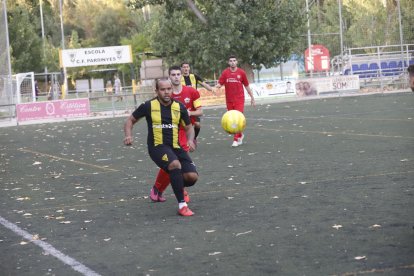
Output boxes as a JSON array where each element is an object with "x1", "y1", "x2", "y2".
[{"x1": 154, "y1": 168, "x2": 170, "y2": 193}]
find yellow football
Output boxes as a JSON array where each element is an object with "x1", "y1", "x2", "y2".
[{"x1": 221, "y1": 110, "x2": 246, "y2": 134}]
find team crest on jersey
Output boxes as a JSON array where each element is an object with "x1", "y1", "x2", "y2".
[
  {"x1": 184, "y1": 97, "x2": 190, "y2": 104},
  {"x1": 237, "y1": 75, "x2": 241, "y2": 79},
  {"x1": 162, "y1": 154, "x2": 168, "y2": 161}
]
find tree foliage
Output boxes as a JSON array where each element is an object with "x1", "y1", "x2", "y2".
[
  {"x1": 7, "y1": 2, "x2": 43, "y2": 73},
  {"x1": 309, "y1": 0, "x2": 414, "y2": 54},
  {"x1": 130, "y1": 0, "x2": 305, "y2": 75},
  {"x1": 6, "y1": 0, "x2": 414, "y2": 78}
]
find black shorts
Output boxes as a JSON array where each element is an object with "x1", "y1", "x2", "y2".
[
  {"x1": 148, "y1": 145, "x2": 197, "y2": 174},
  {"x1": 195, "y1": 116, "x2": 200, "y2": 123}
]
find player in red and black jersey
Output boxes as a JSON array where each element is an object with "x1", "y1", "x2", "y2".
[
  {"x1": 150, "y1": 66, "x2": 202, "y2": 204},
  {"x1": 124, "y1": 78, "x2": 197, "y2": 216}
]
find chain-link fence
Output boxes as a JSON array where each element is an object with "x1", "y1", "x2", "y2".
[
  {"x1": 303, "y1": 0, "x2": 414, "y2": 73},
  {"x1": 0, "y1": 0, "x2": 14, "y2": 120},
  {"x1": 307, "y1": 0, "x2": 413, "y2": 58},
  {"x1": 288, "y1": 0, "x2": 413, "y2": 92},
  {"x1": 256, "y1": 0, "x2": 414, "y2": 88}
]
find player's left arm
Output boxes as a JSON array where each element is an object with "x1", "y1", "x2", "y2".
[
  {"x1": 183, "y1": 123, "x2": 196, "y2": 151},
  {"x1": 189, "y1": 106, "x2": 202, "y2": 117},
  {"x1": 200, "y1": 81, "x2": 213, "y2": 92},
  {"x1": 189, "y1": 90, "x2": 203, "y2": 117},
  {"x1": 245, "y1": 85, "x2": 255, "y2": 107},
  {"x1": 242, "y1": 71, "x2": 255, "y2": 107},
  {"x1": 195, "y1": 74, "x2": 213, "y2": 92}
]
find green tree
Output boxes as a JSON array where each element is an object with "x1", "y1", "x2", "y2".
[
  {"x1": 400, "y1": 0, "x2": 414, "y2": 45},
  {"x1": 345, "y1": 0, "x2": 402, "y2": 48},
  {"x1": 94, "y1": 8, "x2": 136, "y2": 46},
  {"x1": 38, "y1": 0, "x2": 63, "y2": 48},
  {"x1": 42, "y1": 38, "x2": 60, "y2": 72},
  {"x1": 121, "y1": 33, "x2": 151, "y2": 80},
  {"x1": 307, "y1": 0, "x2": 353, "y2": 57},
  {"x1": 7, "y1": 3, "x2": 43, "y2": 73},
  {"x1": 64, "y1": 0, "x2": 141, "y2": 47},
  {"x1": 129, "y1": 0, "x2": 305, "y2": 78}
]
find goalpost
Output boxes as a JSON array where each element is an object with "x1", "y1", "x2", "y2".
[
  {"x1": 0, "y1": 0, "x2": 14, "y2": 120},
  {"x1": 14, "y1": 72, "x2": 36, "y2": 104}
]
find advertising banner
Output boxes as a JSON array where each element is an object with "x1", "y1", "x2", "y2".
[
  {"x1": 16, "y1": 99, "x2": 90, "y2": 122},
  {"x1": 60, "y1": 45, "x2": 132, "y2": 68},
  {"x1": 296, "y1": 75, "x2": 360, "y2": 97},
  {"x1": 249, "y1": 80, "x2": 296, "y2": 98}
]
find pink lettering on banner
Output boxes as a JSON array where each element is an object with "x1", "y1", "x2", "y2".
[{"x1": 16, "y1": 99, "x2": 90, "y2": 122}]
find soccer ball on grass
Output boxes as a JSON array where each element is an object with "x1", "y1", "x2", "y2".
[{"x1": 221, "y1": 110, "x2": 246, "y2": 134}]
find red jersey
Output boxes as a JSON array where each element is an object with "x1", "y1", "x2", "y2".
[
  {"x1": 171, "y1": 86, "x2": 202, "y2": 125},
  {"x1": 218, "y1": 67, "x2": 249, "y2": 103},
  {"x1": 171, "y1": 86, "x2": 202, "y2": 152}
]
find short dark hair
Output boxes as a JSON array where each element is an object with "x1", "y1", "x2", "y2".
[
  {"x1": 180, "y1": 62, "x2": 190, "y2": 67},
  {"x1": 228, "y1": 55, "x2": 237, "y2": 60},
  {"x1": 154, "y1": 77, "x2": 171, "y2": 90},
  {"x1": 169, "y1": 65, "x2": 181, "y2": 74},
  {"x1": 408, "y1": 65, "x2": 414, "y2": 73}
]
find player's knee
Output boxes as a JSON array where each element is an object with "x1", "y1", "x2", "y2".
[
  {"x1": 194, "y1": 122, "x2": 200, "y2": 128},
  {"x1": 167, "y1": 160, "x2": 181, "y2": 171},
  {"x1": 183, "y1": 172, "x2": 198, "y2": 186}
]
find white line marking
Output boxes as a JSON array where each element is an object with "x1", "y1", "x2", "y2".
[{"x1": 0, "y1": 216, "x2": 101, "y2": 276}]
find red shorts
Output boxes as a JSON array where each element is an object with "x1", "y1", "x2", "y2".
[{"x1": 226, "y1": 101, "x2": 245, "y2": 113}]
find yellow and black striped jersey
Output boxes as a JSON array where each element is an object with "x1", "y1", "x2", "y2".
[
  {"x1": 132, "y1": 97, "x2": 190, "y2": 148},
  {"x1": 181, "y1": 73, "x2": 203, "y2": 89}
]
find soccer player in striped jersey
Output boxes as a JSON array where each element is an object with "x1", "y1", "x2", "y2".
[
  {"x1": 150, "y1": 66, "x2": 202, "y2": 204},
  {"x1": 123, "y1": 78, "x2": 197, "y2": 216}
]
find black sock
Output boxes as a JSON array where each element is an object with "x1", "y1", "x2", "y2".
[
  {"x1": 195, "y1": 126, "x2": 200, "y2": 139},
  {"x1": 169, "y1": 168, "x2": 185, "y2": 203}
]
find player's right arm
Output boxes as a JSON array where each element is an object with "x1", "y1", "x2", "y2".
[
  {"x1": 124, "y1": 102, "x2": 146, "y2": 145},
  {"x1": 123, "y1": 115, "x2": 138, "y2": 145},
  {"x1": 215, "y1": 70, "x2": 226, "y2": 89}
]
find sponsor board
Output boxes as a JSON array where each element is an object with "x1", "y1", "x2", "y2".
[
  {"x1": 248, "y1": 81, "x2": 296, "y2": 98},
  {"x1": 16, "y1": 99, "x2": 90, "y2": 122},
  {"x1": 201, "y1": 75, "x2": 360, "y2": 104},
  {"x1": 296, "y1": 75, "x2": 360, "y2": 97}
]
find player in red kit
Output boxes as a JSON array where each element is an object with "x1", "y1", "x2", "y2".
[
  {"x1": 150, "y1": 65, "x2": 202, "y2": 203},
  {"x1": 216, "y1": 55, "x2": 255, "y2": 147}
]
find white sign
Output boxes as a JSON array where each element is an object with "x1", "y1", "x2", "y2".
[
  {"x1": 60, "y1": 45, "x2": 133, "y2": 68},
  {"x1": 248, "y1": 80, "x2": 296, "y2": 98},
  {"x1": 296, "y1": 75, "x2": 360, "y2": 97}
]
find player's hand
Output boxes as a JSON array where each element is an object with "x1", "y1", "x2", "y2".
[
  {"x1": 124, "y1": 136, "x2": 133, "y2": 145},
  {"x1": 251, "y1": 98, "x2": 256, "y2": 107},
  {"x1": 188, "y1": 140, "x2": 196, "y2": 152}
]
